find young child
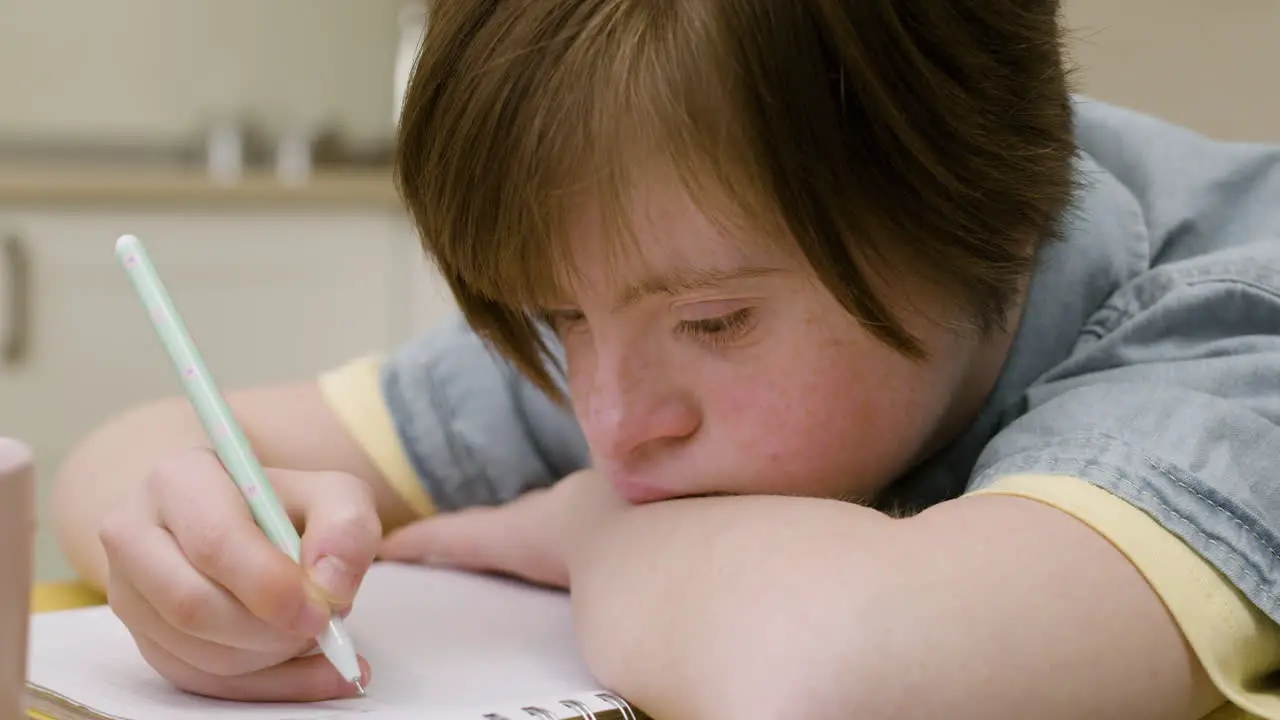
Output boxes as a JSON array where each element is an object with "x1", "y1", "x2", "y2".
[{"x1": 52, "y1": 1, "x2": 1280, "y2": 717}]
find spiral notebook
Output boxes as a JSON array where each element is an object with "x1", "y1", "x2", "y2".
[{"x1": 25, "y1": 562, "x2": 647, "y2": 720}]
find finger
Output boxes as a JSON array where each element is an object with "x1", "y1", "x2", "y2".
[
  {"x1": 379, "y1": 505, "x2": 525, "y2": 572},
  {"x1": 108, "y1": 570, "x2": 303, "y2": 677},
  {"x1": 285, "y1": 471, "x2": 382, "y2": 608},
  {"x1": 381, "y1": 495, "x2": 570, "y2": 588},
  {"x1": 100, "y1": 496, "x2": 303, "y2": 652},
  {"x1": 147, "y1": 449, "x2": 329, "y2": 636},
  {"x1": 131, "y1": 632, "x2": 371, "y2": 703}
]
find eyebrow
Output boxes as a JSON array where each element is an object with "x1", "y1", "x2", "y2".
[{"x1": 614, "y1": 265, "x2": 783, "y2": 311}]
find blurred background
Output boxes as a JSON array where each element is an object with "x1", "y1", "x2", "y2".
[{"x1": 0, "y1": 0, "x2": 1276, "y2": 582}]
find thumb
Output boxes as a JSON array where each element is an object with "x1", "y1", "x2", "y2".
[
  {"x1": 274, "y1": 469, "x2": 382, "y2": 609},
  {"x1": 379, "y1": 505, "x2": 515, "y2": 573}
]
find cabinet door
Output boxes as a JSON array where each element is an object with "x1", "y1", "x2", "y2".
[{"x1": 0, "y1": 209, "x2": 415, "y2": 581}]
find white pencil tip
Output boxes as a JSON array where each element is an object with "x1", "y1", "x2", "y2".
[
  {"x1": 353, "y1": 680, "x2": 366, "y2": 696},
  {"x1": 115, "y1": 234, "x2": 137, "y2": 251}
]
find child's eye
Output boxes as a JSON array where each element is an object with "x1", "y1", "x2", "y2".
[
  {"x1": 540, "y1": 309, "x2": 587, "y2": 334},
  {"x1": 675, "y1": 308, "x2": 757, "y2": 346}
]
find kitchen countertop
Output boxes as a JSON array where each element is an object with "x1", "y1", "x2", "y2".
[{"x1": 0, "y1": 165, "x2": 404, "y2": 211}]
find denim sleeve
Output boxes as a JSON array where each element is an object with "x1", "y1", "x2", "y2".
[
  {"x1": 968, "y1": 243, "x2": 1280, "y2": 624},
  {"x1": 1073, "y1": 97, "x2": 1280, "y2": 261},
  {"x1": 377, "y1": 314, "x2": 590, "y2": 512}
]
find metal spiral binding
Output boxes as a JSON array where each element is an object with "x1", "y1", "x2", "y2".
[
  {"x1": 596, "y1": 693, "x2": 637, "y2": 720},
  {"x1": 560, "y1": 699, "x2": 598, "y2": 719},
  {"x1": 481, "y1": 691, "x2": 636, "y2": 719}
]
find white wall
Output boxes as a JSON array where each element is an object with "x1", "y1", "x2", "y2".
[
  {"x1": 1064, "y1": 0, "x2": 1279, "y2": 142},
  {"x1": 0, "y1": 0, "x2": 1274, "y2": 144},
  {"x1": 0, "y1": 0, "x2": 406, "y2": 144}
]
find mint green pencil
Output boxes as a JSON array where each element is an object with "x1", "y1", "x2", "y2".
[{"x1": 114, "y1": 234, "x2": 364, "y2": 694}]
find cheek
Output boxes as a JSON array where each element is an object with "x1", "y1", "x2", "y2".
[
  {"x1": 702, "y1": 344, "x2": 949, "y2": 500},
  {"x1": 561, "y1": 333, "x2": 596, "y2": 396}
]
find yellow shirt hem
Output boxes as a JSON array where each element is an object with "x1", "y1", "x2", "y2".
[{"x1": 317, "y1": 355, "x2": 436, "y2": 517}]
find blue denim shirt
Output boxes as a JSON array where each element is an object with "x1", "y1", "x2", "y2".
[{"x1": 379, "y1": 97, "x2": 1280, "y2": 623}]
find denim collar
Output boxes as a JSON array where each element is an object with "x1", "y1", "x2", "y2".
[{"x1": 881, "y1": 149, "x2": 1149, "y2": 512}]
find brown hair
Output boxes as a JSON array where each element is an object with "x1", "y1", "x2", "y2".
[{"x1": 396, "y1": 0, "x2": 1076, "y2": 399}]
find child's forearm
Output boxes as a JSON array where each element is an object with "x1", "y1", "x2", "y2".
[
  {"x1": 571, "y1": 493, "x2": 1221, "y2": 720},
  {"x1": 51, "y1": 381, "x2": 412, "y2": 589}
]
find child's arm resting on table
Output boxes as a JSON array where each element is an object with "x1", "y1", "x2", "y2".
[
  {"x1": 572, "y1": 489, "x2": 1232, "y2": 720},
  {"x1": 573, "y1": 481, "x2": 1280, "y2": 717}
]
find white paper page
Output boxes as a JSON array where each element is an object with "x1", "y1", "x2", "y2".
[{"x1": 26, "y1": 563, "x2": 610, "y2": 719}]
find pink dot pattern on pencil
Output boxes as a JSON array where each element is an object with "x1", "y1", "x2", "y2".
[
  {"x1": 244, "y1": 485, "x2": 259, "y2": 500},
  {"x1": 123, "y1": 255, "x2": 138, "y2": 268},
  {"x1": 182, "y1": 366, "x2": 197, "y2": 379},
  {"x1": 150, "y1": 307, "x2": 169, "y2": 325}
]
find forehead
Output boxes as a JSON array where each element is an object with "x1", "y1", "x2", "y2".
[{"x1": 553, "y1": 170, "x2": 798, "y2": 303}]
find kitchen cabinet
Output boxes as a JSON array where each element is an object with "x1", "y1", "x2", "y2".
[{"x1": 0, "y1": 192, "x2": 458, "y2": 581}]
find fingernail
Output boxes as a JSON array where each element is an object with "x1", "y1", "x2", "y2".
[{"x1": 310, "y1": 555, "x2": 358, "y2": 605}]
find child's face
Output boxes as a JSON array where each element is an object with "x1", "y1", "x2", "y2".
[{"x1": 549, "y1": 173, "x2": 1016, "y2": 504}]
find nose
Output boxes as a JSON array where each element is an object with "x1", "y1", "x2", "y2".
[{"x1": 577, "y1": 344, "x2": 699, "y2": 464}]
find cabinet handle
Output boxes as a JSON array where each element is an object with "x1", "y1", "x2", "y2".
[{"x1": 2, "y1": 233, "x2": 31, "y2": 367}]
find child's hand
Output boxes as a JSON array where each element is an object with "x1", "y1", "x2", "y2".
[
  {"x1": 97, "y1": 447, "x2": 380, "y2": 702},
  {"x1": 379, "y1": 469, "x2": 628, "y2": 589}
]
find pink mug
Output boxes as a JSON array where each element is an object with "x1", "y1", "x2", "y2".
[{"x1": 0, "y1": 438, "x2": 34, "y2": 717}]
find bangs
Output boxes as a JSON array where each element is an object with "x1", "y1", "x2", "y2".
[
  {"x1": 397, "y1": 0, "x2": 772, "y2": 314},
  {"x1": 396, "y1": 0, "x2": 1075, "y2": 398}
]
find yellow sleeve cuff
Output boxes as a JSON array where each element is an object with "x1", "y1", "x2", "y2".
[
  {"x1": 317, "y1": 355, "x2": 436, "y2": 518},
  {"x1": 971, "y1": 475, "x2": 1280, "y2": 720}
]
